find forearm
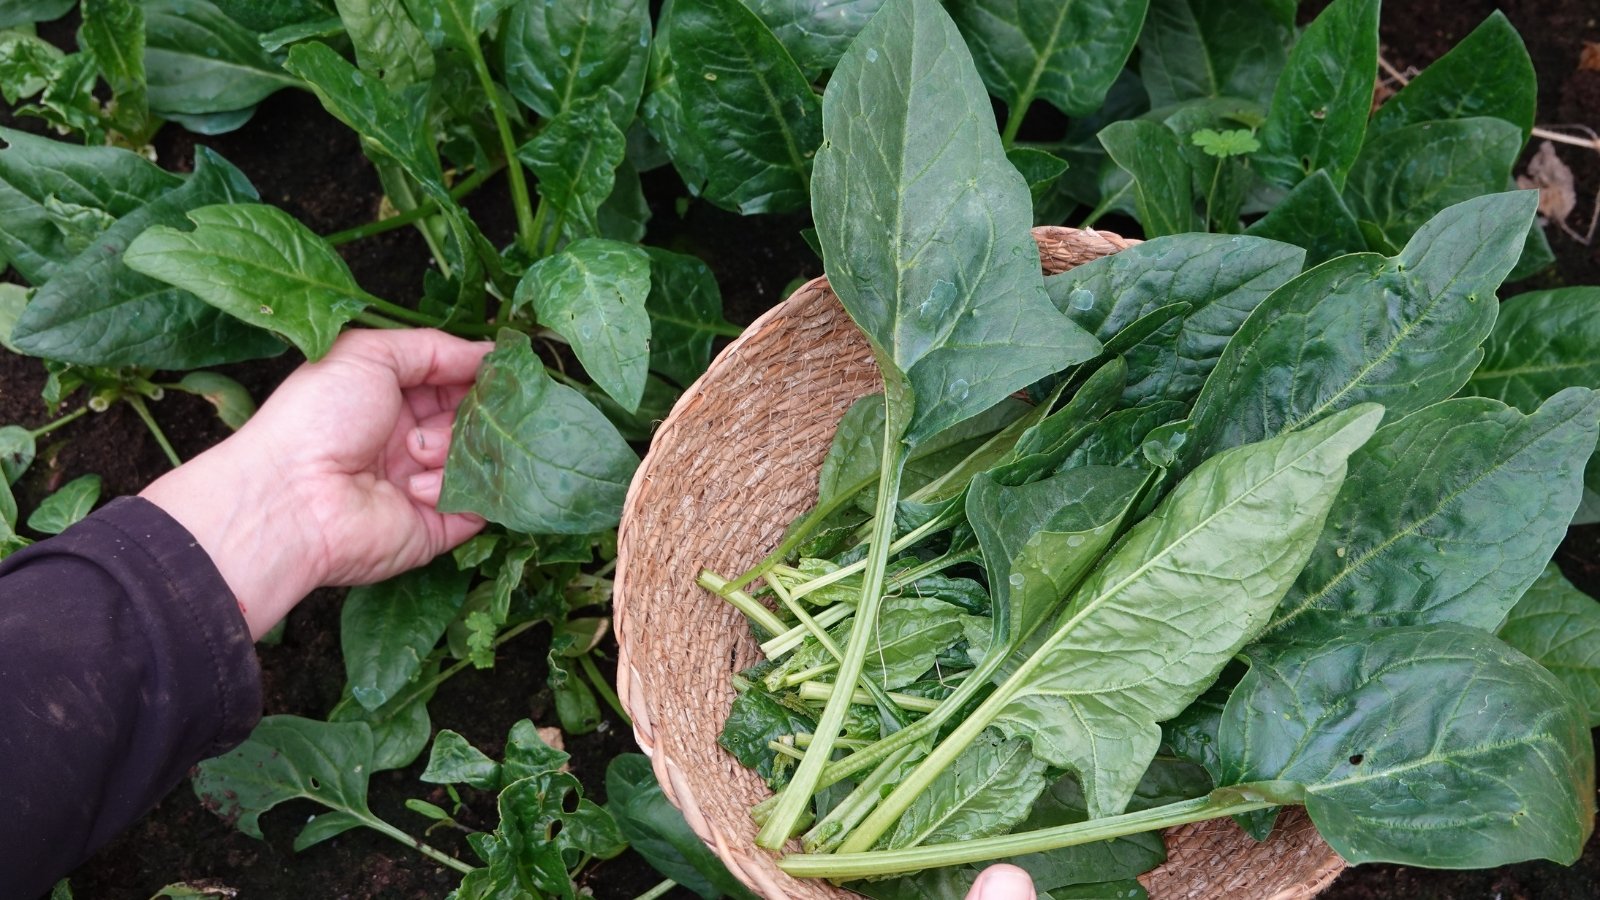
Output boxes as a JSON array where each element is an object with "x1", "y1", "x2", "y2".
[{"x1": 0, "y1": 498, "x2": 262, "y2": 897}]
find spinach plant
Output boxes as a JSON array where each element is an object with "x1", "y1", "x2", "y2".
[{"x1": 699, "y1": 0, "x2": 1600, "y2": 890}]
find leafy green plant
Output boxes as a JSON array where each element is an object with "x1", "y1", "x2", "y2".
[{"x1": 697, "y1": 0, "x2": 1600, "y2": 889}]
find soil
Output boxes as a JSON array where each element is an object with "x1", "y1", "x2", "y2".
[{"x1": 1, "y1": 2, "x2": 1597, "y2": 898}]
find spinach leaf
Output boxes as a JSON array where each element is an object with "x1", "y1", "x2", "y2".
[
  {"x1": 1498, "y1": 565, "x2": 1600, "y2": 727},
  {"x1": 668, "y1": 0, "x2": 821, "y2": 215},
  {"x1": 742, "y1": 0, "x2": 882, "y2": 79},
  {"x1": 422, "y1": 729, "x2": 502, "y2": 789},
  {"x1": 1268, "y1": 389, "x2": 1600, "y2": 640},
  {"x1": 1059, "y1": 402, "x2": 1186, "y2": 470},
  {"x1": 143, "y1": 0, "x2": 298, "y2": 116},
  {"x1": 1464, "y1": 287, "x2": 1600, "y2": 414},
  {"x1": 886, "y1": 734, "x2": 1048, "y2": 848},
  {"x1": 513, "y1": 239, "x2": 652, "y2": 413},
  {"x1": 331, "y1": 0, "x2": 435, "y2": 87},
  {"x1": 1136, "y1": 0, "x2": 1289, "y2": 108},
  {"x1": 1254, "y1": 0, "x2": 1379, "y2": 190},
  {"x1": 329, "y1": 672, "x2": 437, "y2": 771},
  {"x1": 1097, "y1": 119, "x2": 1196, "y2": 237},
  {"x1": 948, "y1": 0, "x2": 1148, "y2": 129},
  {"x1": 1343, "y1": 117, "x2": 1523, "y2": 255},
  {"x1": 642, "y1": 246, "x2": 734, "y2": 388},
  {"x1": 440, "y1": 330, "x2": 638, "y2": 534},
  {"x1": 1243, "y1": 169, "x2": 1365, "y2": 267},
  {"x1": 517, "y1": 102, "x2": 628, "y2": 244},
  {"x1": 79, "y1": 0, "x2": 150, "y2": 139},
  {"x1": 25, "y1": 473, "x2": 100, "y2": 535},
  {"x1": 341, "y1": 558, "x2": 470, "y2": 712},
  {"x1": 209, "y1": 0, "x2": 332, "y2": 31},
  {"x1": 11, "y1": 148, "x2": 286, "y2": 369},
  {"x1": 640, "y1": 0, "x2": 710, "y2": 194},
  {"x1": 720, "y1": 673, "x2": 817, "y2": 787},
  {"x1": 1220, "y1": 625, "x2": 1595, "y2": 867},
  {"x1": 606, "y1": 754, "x2": 760, "y2": 900},
  {"x1": 1367, "y1": 11, "x2": 1535, "y2": 141},
  {"x1": 1044, "y1": 233, "x2": 1304, "y2": 408},
  {"x1": 1188, "y1": 191, "x2": 1537, "y2": 460},
  {"x1": 0, "y1": 0, "x2": 72, "y2": 28},
  {"x1": 123, "y1": 203, "x2": 370, "y2": 361},
  {"x1": 1007, "y1": 147, "x2": 1071, "y2": 214},
  {"x1": 501, "y1": 0, "x2": 650, "y2": 127},
  {"x1": 0, "y1": 426, "x2": 34, "y2": 485}
]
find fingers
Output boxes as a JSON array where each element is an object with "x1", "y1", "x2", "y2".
[
  {"x1": 407, "y1": 470, "x2": 444, "y2": 505},
  {"x1": 965, "y1": 865, "x2": 1035, "y2": 900},
  {"x1": 408, "y1": 425, "x2": 453, "y2": 469},
  {"x1": 333, "y1": 328, "x2": 493, "y2": 389}
]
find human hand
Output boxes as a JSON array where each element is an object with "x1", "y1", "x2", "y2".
[
  {"x1": 141, "y1": 329, "x2": 491, "y2": 639},
  {"x1": 965, "y1": 864, "x2": 1036, "y2": 900}
]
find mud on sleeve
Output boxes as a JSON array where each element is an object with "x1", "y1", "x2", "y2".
[{"x1": 0, "y1": 496, "x2": 262, "y2": 898}]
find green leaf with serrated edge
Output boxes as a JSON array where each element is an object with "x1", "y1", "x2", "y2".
[
  {"x1": 0, "y1": 426, "x2": 35, "y2": 485},
  {"x1": 1369, "y1": 12, "x2": 1535, "y2": 141},
  {"x1": 332, "y1": 0, "x2": 434, "y2": 87},
  {"x1": 440, "y1": 330, "x2": 639, "y2": 534},
  {"x1": 607, "y1": 753, "x2": 759, "y2": 900},
  {"x1": 1499, "y1": 565, "x2": 1600, "y2": 727},
  {"x1": 26, "y1": 474, "x2": 100, "y2": 535},
  {"x1": 1097, "y1": 119, "x2": 1196, "y2": 237},
  {"x1": 518, "y1": 104, "x2": 627, "y2": 243},
  {"x1": 985, "y1": 405, "x2": 1380, "y2": 818},
  {"x1": 341, "y1": 559, "x2": 470, "y2": 712},
  {"x1": 0, "y1": 0, "x2": 72, "y2": 28},
  {"x1": 422, "y1": 729, "x2": 502, "y2": 789},
  {"x1": 501, "y1": 0, "x2": 649, "y2": 126},
  {"x1": 79, "y1": 0, "x2": 148, "y2": 137},
  {"x1": 1219, "y1": 625, "x2": 1595, "y2": 867},
  {"x1": 175, "y1": 371, "x2": 255, "y2": 430},
  {"x1": 191, "y1": 716, "x2": 381, "y2": 844},
  {"x1": 643, "y1": 246, "x2": 732, "y2": 387},
  {"x1": 968, "y1": 466, "x2": 1146, "y2": 671},
  {"x1": 814, "y1": 0, "x2": 1099, "y2": 446},
  {"x1": 740, "y1": 0, "x2": 883, "y2": 79},
  {"x1": 1190, "y1": 128, "x2": 1257, "y2": 158},
  {"x1": 1244, "y1": 169, "x2": 1364, "y2": 267},
  {"x1": 1254, "y1": 0, "x2": 1378, "y2": 189},
  {"x1": 1060, "y1": 402, "x2": 1187, "y2": 471},
  {"x1": 124, "y1": 203, "x2": 369, "y2": 360},
  {"x1": 0, "y1": 126, "x2": 181, "y2": 283},
  {"x1": 1267, "y1": 389, "x2": 1600, "y2": 641},
  {"x1": 669, "y1": 0, "x2": 821, "y2": 215},
  {"x1": 1136, "y1": 0, "x2": 1290, "y2": 108},
  {"x1": 1045, "y1": 233, "x2": 1304, "y2": 408},
  {"x1": 1344, "y1": 118, "x2": 1522, "y2": 255},
  {"x1": 515, "y1": 239, "x2": 651, "y2": 412},
  {"x1": 142, "y1": 0, "x2": 297, "y2": 115},
  {"x1": 948, "y1": 0, "x2": 1148, "y2": 121},
  {"x1": 1187, "y1": 191, "x2": 1538, "y2": 462},
  {"x1": 888, "y1": 734, "x2": 1048, "y2": 848},
  {"x1": 10, "y1": 149, "x2": 285, "y2": 369}
]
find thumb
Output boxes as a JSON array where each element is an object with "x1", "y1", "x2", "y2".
[{"x1": 965, "y1": 865, "x2": 1036, "y2": 900}]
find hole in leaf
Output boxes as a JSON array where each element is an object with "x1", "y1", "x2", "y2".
[{"x1": 1348, "y1": 754, "x2": 1364, "y2": 765}]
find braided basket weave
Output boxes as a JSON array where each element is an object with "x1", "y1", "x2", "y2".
[{"x1": 613, "y1": 226, "x2": 1347, "y2": 899}]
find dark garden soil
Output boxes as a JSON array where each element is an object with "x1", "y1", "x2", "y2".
[{"x1": 4, "y1": 2, "x2": 1600, "y2": 898}]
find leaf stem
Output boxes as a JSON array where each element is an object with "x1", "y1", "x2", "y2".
[
  {"x1": 699, "y1": 569, "x2": 790, "y2": 637},
  {"x1": 578, "y1": 651, "x2": 631, "y2": 726},
  {"x1": 796, "y1": 681, "x2": 939, "y2": 713},
  {"x1": 1000, "y1": 93, "x2": 1033, "y2": 149},
  {"x1": 325, "y1": 165, "x2": 500, "y2": 246},
  {"x1": 786, "y1": 516, "x2": 953, "y2": 602},
  {"x1": 125, "y1": 395, "x2": 180, "y2": 467},
  {"x1": 760, "y1": 603, "x2": 854, "y2": 658},
  {"x1": 465, "y1": 45, "x2": 536, "y2": 253},
  {"x1": 779, "y1": 792, "x2": 1276, "y2": 880},
  {"x1": 632, "y1": 878, "x2": 678, "y2": 900},
  {"x1": 365, "y1": 815, "x2": 476, "y2": 875},
  {"x1": 28, "y1": 405, "x2": 88, "y2": 439}
]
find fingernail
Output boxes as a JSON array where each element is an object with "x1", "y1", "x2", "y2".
[
  {"x1": 413, "y1": 428, "x2": 427, "y2": 450},
  {"x1": 413, "y1": 427, "x2": 449, "y2": 451},
  {"x1": 409, "y1": 471, "x2": 442, "y2": 494},
  {"x1": 973, "y1": 866, "x2": 1034, "y2": 900}
]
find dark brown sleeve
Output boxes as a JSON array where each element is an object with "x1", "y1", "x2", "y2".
[{"x1": 0, "y1": 496, "x2": 263, "y2": 898}]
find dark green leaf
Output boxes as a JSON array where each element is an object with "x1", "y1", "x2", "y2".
[
  {"x1": 1220, "y1": 625, "x2": 1595, "y2": 867},
  {"x1": 669, "y1": 0, "x2": 821, "y2": 215},
  {"x1": 1044, "y1": 233, "x2": 1304, "y2": 408},
  {"x1": 738, "y1": 0, "x2": 880, "y2": 79},
  {"x1": 643, "y1": 246, "x2": 732, "y2": 387},
  {"x1": 421, "y1": 729, "x2": 502, "y2": 790},
  {"x1": 143, "y1": 0, "x2": 298, "y2": 115},
  {"x1": 1267, "y1": 389, "x2": 1600, "y2": 640},
  {"x1": 123, "y1": 203, "x2": 369, "y2": 360},
  {"x1": 1499, "y1": 565, "x2": 1600, "y2": 727},
  {"x1": 606, "y1": 753, "x2": 760, "y2": 900},
  {"x1": 501, "y1": 0, "x2": 650, "y2": 126},
  {"x1": 10, "y1": 149, "x2": 286, "y2": 369},
  {"x1": 515, "y1": 239, "x2": 651, "y2": 412},
  {"x1": 1344, "y1": 118, "x2": 1523, "y2": 255},
  {"x1": 164, "y1": 107, "x2": 257, "y2": 134},
  {"x1": 1188, "y1": 191, "x2": 1538, "y2": 459},
  {"x1": 1136, "y1": 0, "x2": 1290, "y2": 108},
  {"x1": 948, "y1": 0, "x2": 1148, "y2": 119},
  {"x1": 0, "y1": 0, "x2": 73, "y2": 28},
  {"x1": 814, "y1": 0, "x2": 1099, "y2": 445},
  {"x1": 440, "y1": 330, "x2": 639, "y2": 534},
  {"x1": 1464, "y1": 287, "x2": 1600, "y2": 419},
  {"x1": 1097, "y1": 119, "x2": 1196, "y2": 237},
  {"x1": 1254, "y1": 0, "x2": 1379, "y2": 189},
  {"x1": 0, "y1": 426, "x2": 35, "y2": 485},
  {"x1": 1060, "y1": 402, "x2": 1187, "y2": 470},
  {"x1": 329, "y1": 674, "x2": 436, "y2": 771},
  {"x1": 0, "y1": 284, "x2": 25, "y2": 355},
  {"x1": 574, "y1": 373, "x2": 680, "y2": 442},
  {"x1": 991, "y1": 405, "x2": 1381, "y2": 817},
  {"x1": 518, "y1": 103, "x2": 627, "y2": 243},
  {"x1": 1007, "y1": 146, "x2": 1070, "y2": 215},
  {"x1": 341, "y1": 559, "x2": 470, "y2": 712},
  {"x1": 331, "y1": 0, "x2": 435, "y2": 87},
  {"x1": 597, "y1": 158, "x2": 651, "y2": 243},
  {"x1": 1368, "y1": 12, "x2": 1535, "y2": 141},
  {"x1": 887, "y1": 733, "x2": 1048, "y2": 848},
  {"x1": 210, "y1": 0, "x2": 333, "y2": 31},
  {"x1": 640, "y1": 0, "x2": 710, "y2": 193},
  {"x1": 1243, "y1": 169, "x2": 1364, "y2": 267},
  {"x1": 719, "y1": 676, "x2": 816, "y2": 786},
  {"x1": 79, "y1": 0, "x2": 149, "y2": 137},
  {"x1": 257, "y1": 17, "x2": 346, "y2": 53},
  {"x1": 25, "y1": 473, "x2": 100, "y2": 535}
]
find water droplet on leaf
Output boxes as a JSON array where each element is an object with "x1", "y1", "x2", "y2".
[
  {"x1": 1068, "y1": 288, "x2": 1095, "y2": 311},
  {"x1": 865, "y1": 48, "x2": 878, "y2": 62}
]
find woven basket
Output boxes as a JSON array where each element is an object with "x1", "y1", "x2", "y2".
[{"x1": 614, "y1": 226, "x2": 1347, "y2": 899}]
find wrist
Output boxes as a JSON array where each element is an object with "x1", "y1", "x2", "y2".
[{"x1": 139, "y1": 438, "x2": 325, "y2": 640}]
